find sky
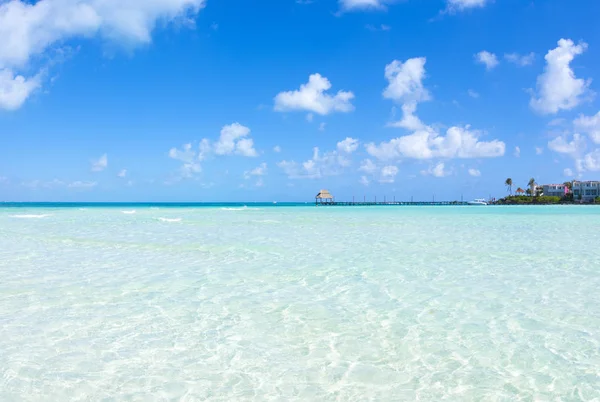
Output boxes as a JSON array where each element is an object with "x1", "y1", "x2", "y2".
[{"x1": 1, "y1": 0, "x2": 600, "y2": 202}]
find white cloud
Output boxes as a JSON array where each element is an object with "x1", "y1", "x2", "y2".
[
  {"x1": 468, "y1": 168, "x2": 481, "y2": 177},
  {"x1": 169, "y1": 143, "x2": 201, "y2": 177},
  {"x1": 422, "y1": 162, "x2": 450, "y2": 177},
  {"x1": 475, "y1": 51, "x2": 499, "y2": 70},
  {"x1": 547, "y1": 133, "x2": 586, "y2": 156},
  {"x1": 68, "y1": 181, "x2": 97, "y2": 188},
  {"x1": 278, "y1": 139, "x2": 357, "y2": 179},
  {"x1": 563, "y1": 168, "x2": 574, "y2": 177},
  {"x1": 117, "y1": 169, "x2": 127, "y2": 178},
  {"x1": 169, "y1": 123, "x2": 257, "y2": 179},
  {"x1": 359, "y1": 175, "x2": 370, "y2": 186},
  {"x1": 383, "y1": 58, "x2": 430, "y2": 104},
  {"x1": 244, "y1": 162, "x2": 267, "y2": 179},
  {"x1": 530, "y1": 39, "x2": 591, "y2": 114},
  {"x1": 574, "y1": 111, "x2": 600, "y2": 144},
  {"x1": 337, "y1": 137, "x2": 359, "y2": 153},
  {"x1": 387, "y1": 102, "x2": 426, "y2": 130},
  {"x1": 0, "y1": 69, "x2": 41, "y2": 110},
  {"x1": 379, "y1": 165, "x2": 399, "y2": 183},
  {"x1": 0, "y1": 0, "x2": 205, "y2": 110},
  {"x1": 306, "y1": 113, "x2": 314, "y2": 122},
  {"x1": 339, "y1": 0, "x2": 389, "y2": 11},
  {"x1": 514, "y1": 146, "x2": 521, "y2": 158},
  {"x1": 467, "y1": 89, "x2": 479, "y2": 98},
  {"x1": 383, "y1": 57, "x2": 431, "y2": 129},
  {"x1": 214, "y1": 123, "x2": 257, "y2": 157},
  {"x1": 274, "y1": 73, "x2": 354, "y2": 115},
  {"x1": 505, "y1": 52, "x2": 535, "y2": 67},
  {"x1": 535, "y1": 147, "x2": 544, "y2": 155},
  {"x1": 366, "y1": 125, "x2": 505, "y2": 161},
  {"x1": 446, "y1": 0, "x2": 488, "y2": 12},
  {"x1": 319, "y1": 122, "x2": 326, "y2": 131},
  {"x1": 91, "y1": 153, "x2": 107, "y2": 172},
  {"x1": 273, "y1": 145, "x2": 282, "y2": 153},
  {"x1": 359, "y1": 158, "x2": 377, "y2": 174}
]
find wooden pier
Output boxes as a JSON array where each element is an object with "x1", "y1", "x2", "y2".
[
  {"x1": 314, "y1": 189, "x2": 470, "y2": 206},
  {"x1": 315, "y1": 201, "x2": 468, "y2": 206}
]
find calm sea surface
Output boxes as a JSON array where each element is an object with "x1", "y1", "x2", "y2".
[{"x1": 1, "y1": 205, "x2": 599, "y2": 400}]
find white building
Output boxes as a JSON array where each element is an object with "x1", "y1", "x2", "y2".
[
  {"x1": 542, "y1": 183, "x2": 568, "y2": 197},
  {"x1": 572, "y1": 181, "x2": 600, "y2": 202}
]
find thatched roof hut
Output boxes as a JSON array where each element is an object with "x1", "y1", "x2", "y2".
[
  {"x1": 516, "y1": 187, "x2": 525, "y2": 194},
  {"x1": 315, "y1": 189, "x2": 334, "y2": 204}
]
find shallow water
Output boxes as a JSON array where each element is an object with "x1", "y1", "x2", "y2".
[{"x1": 1, "y1": 205, "x2": 599, "y2": 400}]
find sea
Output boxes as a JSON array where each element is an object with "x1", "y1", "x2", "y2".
[{"x1": 1, "y1": 204, "x2": 599, "y2": 401}]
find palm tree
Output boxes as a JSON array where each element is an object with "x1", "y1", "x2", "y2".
[
  {"x1": 505, "y1": 178, "x2": 513, "y2": 195},
  {"x1": 528, "y1": 178, "x2": 536, "y2": 197},
  {"x1": 563, "y1": 181, "x2": 573, "y2": 191}
]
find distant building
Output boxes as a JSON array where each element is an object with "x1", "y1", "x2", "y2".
[
  {"x1": 572, "y1": 181, "x2": 600, "y2": 202},
  {"x1": 542, "y1": 183, "x2": 569, "y2": 197}
]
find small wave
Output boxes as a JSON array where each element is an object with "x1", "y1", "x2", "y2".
[
  {"x1": 158, "y1": 217, "x2": 182, "y2": 223},
  {"x1": 9, "y1": 214, "x2": 51, "y2": 219},
  {"x1": 220, "y1": 207, "x2": 248, "y2": 211},
  {"x1": 121, "y1": 210, "x2": 136, "y2": 215},
  {"x1": 253, "y1": 219, "x2": 281, "y2": 224},
  {"x1": 150, "y1": 207, "x2": 159, "y2": 210},
  {"x1": 78, "y1": 208, "x2": 87, "y2": 211}
]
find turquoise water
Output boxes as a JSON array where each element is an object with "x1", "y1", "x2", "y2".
[{"x1": 1, "y1": 205, "x2": 599, "y2": 400}]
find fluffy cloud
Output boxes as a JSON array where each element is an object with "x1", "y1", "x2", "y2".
[
  {"x1": 535, "y1": 147, "x2": 544, "y2": 155},
  {"x1": 0, "y1": 0, "x2": 205, "y2": 110},
  {"x1": 319, "y1": 122, "x2": 326, "y2": 131},
  {"x1": 422, "y1": 162, "x2": 450, "y2": 178},
  {"x1": 383, "y1": 57, "x2": 430, "y2": 128},
  {"x1": 278, "y1": 137, "x2": 358, "y2": 179},
  {"x1": 338, "y1": 0, "x2": 389, "y2": 11},
  {"x1": 446, "y1": 0, "x2": 488, "y2": 12},
  {"x1": 387, "y1": 102, "x2": 426, "y2": 130},
  {"x1": 337, "y1": 137, "x2": 359, "y2": 153},
  {"x1": 468, "y1": 168, "x2": 481, "y2": 177},
  {"x1": 117, "y1": 169, "x2": 127, "y2": 178},
  {"x1": 574, "y1": 112, "x2": 600, "y2": 144},
  {"x1": 273, "y1": 145, "x2": 282, "y2": 153},
  {"x1": 379, "y1": 165, "x2": 399, "y2": 183},
  {"x1": 0, "y1": 69, "x2": 41, "y2": 110},
  {"x1": 547, "y1": 133, "x2": 585, "y2": 155},
  {"x1": 359, "y1": 175, "x2": 370, "y2": 186},
  {"x1": 359, "y1": 159, "x2": 377, "y2": 174},
  {"x1": 505, "y1": 52, "x2": 535, "y2": 66},
  {"x1": 169, "y1": 123, "x2": 257, "y2": 179},
  {"x1": 475, "y1": 51, "x2": 499, "y2": 70},
  {"x1": 214, "y1": 123, "x2": 257, "y2": 157},
  {"x1": 244, "y1": 162, "x2": 267, "y2": 179},
  {"x1": 91, "y1": 154, "x2": 108, "y2": 172},
  {"x1": 274, "y1": 74, "x2": 354, "y2": 115},
  {"x1": 530, "y1": 39, "x2": 591, "y2": 114},
  {"x1": 383, "y1": 58, "x2": 430, "y2": 104},
  {"x1": 366, "y1": 125, "x2": 505, "y2": 161},
  {"x1": 564, "y1": 168, "x2": 574, "y2": 177}
]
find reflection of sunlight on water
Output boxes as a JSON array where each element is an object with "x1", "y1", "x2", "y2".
[
  {"x1": 1, "y1": 206, "x2": 599, "y2": 400},
  {"x1": 9, "y1": 214, "x2": 51, "y2": 218}
]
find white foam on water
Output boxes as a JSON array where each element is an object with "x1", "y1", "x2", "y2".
[
  {"x1": 121, "y1": 210, "x2": 136, "y2": 214},
  {"x1": 157, "y1": 217, "x2": 182, "y2": 223},
  {"x1": 9, "y1": 214, "x2": 51, "y2": 219}
]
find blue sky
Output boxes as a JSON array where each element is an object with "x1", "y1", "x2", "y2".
[{"x1": 1, "y1": 0, "x2": 600, "y2": 202}]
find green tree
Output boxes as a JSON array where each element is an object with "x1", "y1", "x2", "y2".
[
  {"x1": 505, "y1": 178, "x2": 513, "y2": 195},
  {"x1": 528, "y1": 178, "x2": 536, "y2": 197},
  {"x1": 564, "y1": 181, "x2": 573, "y2": 191}
]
